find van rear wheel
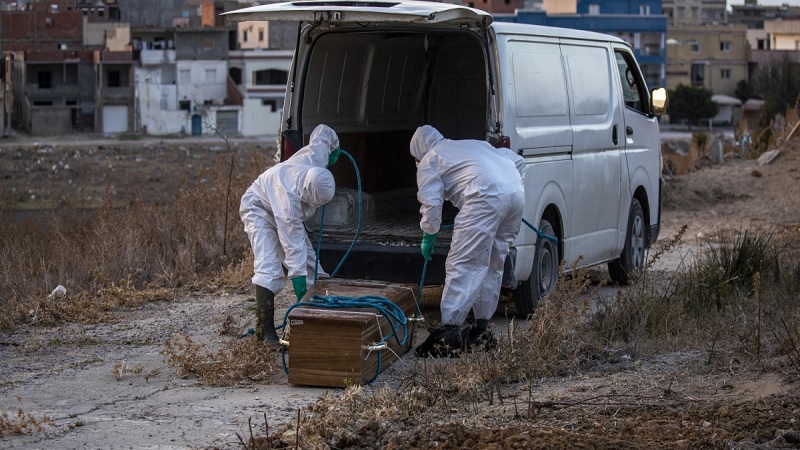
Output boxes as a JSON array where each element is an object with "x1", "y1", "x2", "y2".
[
  {"x1": 608, "y1": 198, "x2": 646, "y2": 285},
  {"x1": 513, "y1": 219, "x2": 558, "y2": 317}
]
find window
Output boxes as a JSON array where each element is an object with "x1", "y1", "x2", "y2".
[
  {"x1": 253, "y1": 69, "x2": 288, "y2": 85},
  {"x1": 258, "y1": 29, "x2": 264, "y2": 41},
  {"x1": 720, "y1": 41, "x2": 731, "y2": 52},
  {"x1": 243, "y1": 31, "x2": 248, "y2": 42},
  {"x1": 720, "y1": 68, "x2": 731, "y2": 79},
  {"x1": 261, "y1": 99, "x2": 277, "y2": 112},
  {"x1": 179, "y1": 69, "x2": 190, "y2": 83},
  {"x1": 107, "y1": 70, "x2": 121, "y2": 87},
  {"x1": 205, "y1": 68, "x2": 216, "y2": 83},
  {"x1": 691, "y1": 63, "x2": 705, "y2": 85},
  {"x1": 640, "y1": 5, "x2": 650, "y2": 15},
  {"x1": 588, "y1": 4, "x2": 600, "y2": 15},
  {"x1": 757, "y1": 39, "x2": 766, "y2": 50},
  {"x1": 179, "y1": 99, "x2": 191, "y2": 111},
  {"x1": 37, "y1": 71, "x2": 52, "y2": 89},
  {"x1": 615, "y1": 51, "x2": 645, "y2": 114},
  {"x1": 688, "y1": 40, "x2": 700, "y2": 52}
]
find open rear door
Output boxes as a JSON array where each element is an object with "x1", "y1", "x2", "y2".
[{"x1": 223, "y1": 0, "x2": 492, "y2": 26}]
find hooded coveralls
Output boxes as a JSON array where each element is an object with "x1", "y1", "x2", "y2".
[
  {"x1": 240, "y1": 125, "x2": 339, "y2": 294},
  {"x1": 410, "y1": 125, "x2": 525, "y2": 326}
]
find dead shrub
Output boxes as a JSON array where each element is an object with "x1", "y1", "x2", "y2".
[
  {"x1": 680, "y1": 228, "x2": 780, "y2": 317},
  {"x1": 0, "y1": 397, "x2": 53, "y2": 437},
  {"x1": 161, "y1": 333, "x2": 279, "y2": 386},
  {"x1": 590, "y1": 226, "x2": 689, "y2": 355}
]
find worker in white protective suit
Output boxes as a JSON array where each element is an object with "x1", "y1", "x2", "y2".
[
  {"x1": 240, "y1": 124, "x2": 342, "y2": 348},
  {"x1": 410, "y1": 125, "x2": 525, "y2": 358}
]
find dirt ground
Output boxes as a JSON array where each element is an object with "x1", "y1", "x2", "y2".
[{"x1": 1, "y1": 130, "x2": 799, "y2": 449}]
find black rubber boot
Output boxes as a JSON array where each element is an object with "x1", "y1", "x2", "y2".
[
  {"x1": 255, "y1": 285, "x2": 281, "y2": 350},
  {"x1": 414, "y1": 325, "x2": 468, "y2": 358},
  {"x1": 468, "y1": 319, "x2": 497, "y2": 352}
]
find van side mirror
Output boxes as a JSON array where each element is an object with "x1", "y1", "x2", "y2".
[{"x1": 650, "y1": 87, "x2": 668, "y2": 116}]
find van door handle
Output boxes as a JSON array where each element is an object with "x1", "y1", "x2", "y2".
[
  {"x1": 626, "y1": 126, "x2": 634, "y2": 136},
  {"x1": 612, "y1": 125, "x2": 618, "y2": 145}
]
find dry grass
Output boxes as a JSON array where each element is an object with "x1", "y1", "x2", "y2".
[
  {"x1": 0, "y1": 148, "x2": 269, "y2": 331},
  {"x1": 238, "y1": 225, "x2": 800, "y2": 448},
  {"x1": 0, "y1": 397, "x2": 53, "y2": 438},
  {"x1": 160, "y1": 333, "x2": 280, "y2": 386}
]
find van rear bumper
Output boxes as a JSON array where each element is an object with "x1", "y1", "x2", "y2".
[{"x1": 317, "y1": 242, "x2": 447, "y2": 284}]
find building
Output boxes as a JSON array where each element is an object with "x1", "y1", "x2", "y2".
[
  {"x1": 0, "y1": 0, "x2": 134, "y2": 135},
  {"x1": 728, "y1": 0, "x2": 800, "y2": 30},
  {"x1": 765, "y1": 19, "x2": 800, "y2": 51},
  {"x1": 665, "y1": 24, "x2": 749, "y2": 97},
  {"x1": 495, "y1": 0, "x2": 667, "y2": 89},
  {"x1": 662, "y1": 0, "x2": 726, "y2": 26}
]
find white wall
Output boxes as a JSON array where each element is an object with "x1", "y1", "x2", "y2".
[
  {"x1": 176, "y1": 60, "x2": 227, "y2": 108},
  {"x1": 135, "y1": 66, "x2": 189, "y2": 135},
  {"x1": 241, "y1": 97, "x2": 281, "y2": 137}
]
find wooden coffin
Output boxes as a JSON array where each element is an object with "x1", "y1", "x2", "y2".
[{"x1": 285, "y1": 279, "x2": 419, "y2": 388}]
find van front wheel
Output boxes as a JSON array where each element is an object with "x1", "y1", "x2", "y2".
[
  {"x1": 513, "y1": 219, "x2": 558, "y2": 317},
  {"x1": 608, "y1": 198, "x2": 646, "y2": 285}
]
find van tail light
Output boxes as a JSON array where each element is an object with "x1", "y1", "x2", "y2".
[
  {"x1": 282, "y1": 137, "x2": 295, "y2": 161},
  {"x1": 493, "y1": 135, "x2": 511, "y2": 149},
  {"x1": 280, "y1": 130, "x2": 302, "y2": 161}
]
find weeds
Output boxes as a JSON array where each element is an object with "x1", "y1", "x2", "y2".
[
  {"x1": 681, "y1": 228, "x2": 779, "y2": 316},
  {"x1": 0, "y1": 397, "x2": 53, "y2": 437},
  {"x1": 590, "y1": 226, "x2": 691, "y2": 355},
  {"x1": 0, "y1": 148, "x2": 270, "y2": 331},
  {"x1": 160, "y1": 333, "x2": 278, "y2": 386}
]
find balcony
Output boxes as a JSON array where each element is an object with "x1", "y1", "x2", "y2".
[{"x1": 141, "y1": 49, "x2": 176, "y2": 66}]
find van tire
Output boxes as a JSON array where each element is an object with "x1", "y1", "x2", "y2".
[
  {"x1": 608, "y1": 198, "x2": 645, "y2": 285},
  {"x1": 513, "y1": 219, "x2": 558, "y2": 317}
]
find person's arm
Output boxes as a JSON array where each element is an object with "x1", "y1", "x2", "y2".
[
  {"x1": 497, "y1": 147, "x2": 525, "y2": 180},
  {"x1": 416, "y1": 158, "x2": 445, "y2": 235}
]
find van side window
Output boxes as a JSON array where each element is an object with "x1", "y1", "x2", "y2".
[{"x1": 614, "y1": 51, "x2": 646, "y2": 115}]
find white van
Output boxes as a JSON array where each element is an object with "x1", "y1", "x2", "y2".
[{"x1": 225, "y1": 1, "x2": 668, "y2": 316}]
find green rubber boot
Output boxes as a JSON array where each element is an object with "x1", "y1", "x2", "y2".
[{"x1": 255, "y1": 285, "x2": 281, "y2": 350}]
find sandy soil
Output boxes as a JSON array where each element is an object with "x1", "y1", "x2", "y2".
[{"x1": 1, "y1": 131, "x2": 799, "y2": 449}]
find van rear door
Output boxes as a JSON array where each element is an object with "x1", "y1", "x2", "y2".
[{"x1": 223, "y1": 1, "x2": 492, "y2": 26}]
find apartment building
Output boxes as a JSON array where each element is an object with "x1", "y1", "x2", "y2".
[
  {"x1": 662, "y1": 0, "x2": 726, "y2": 26},
  {"x1": 666, "y1": 24, "x2": 749, "y2": 97}
]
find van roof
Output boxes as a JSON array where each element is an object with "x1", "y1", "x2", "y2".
[{"x1": 490, "y1": 21, "x2": 628, "y2": 45}]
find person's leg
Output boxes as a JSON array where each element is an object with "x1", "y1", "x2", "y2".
[
  {"x1": 469, "y1": 193, "x2": 523, "y2": 350},
  {"x1": 240, "y1": 192, "x2": 284, "y2": 348},
  {"x1": 473, "y1": 193, "x2": 523, "y2": 323},
  {"x1": 416, "y1": 198, "x2": 498, "y2": 357},
  {"x1": 255, "y1": 285, "x2": 281, "y2": 349},
  {"x1": 440, "y1": 199, "x2": 499, "y2": 326}
]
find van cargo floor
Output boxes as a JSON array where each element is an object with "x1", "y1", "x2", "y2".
[{"x1": 307, "y1": 216, "x2": 453, "y2": 245}]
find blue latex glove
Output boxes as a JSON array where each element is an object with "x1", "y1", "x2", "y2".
[
  {"x1": 421, "y1": 232, "x2": 437, "y2": 261},
  {"x1": 291, "y1": 276, "x2": 307, "y2": 301},
  {"x1": 328, "y1": 147, "x2": 342, "y2": 166}
]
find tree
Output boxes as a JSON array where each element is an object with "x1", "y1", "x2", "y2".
[
  {"x1": 752, "y1": 55, "x2": 800, "y2": 126},
  {"x1": 667, "y1": 84, "x2": 718, "y2": 127},
  {"x1": 734, "y1": 79, "x2": 755, "y2": 104}
]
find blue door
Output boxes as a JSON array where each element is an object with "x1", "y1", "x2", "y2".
[{"x1": 191, "y1": 114, "x2": 202, "y2": 136}]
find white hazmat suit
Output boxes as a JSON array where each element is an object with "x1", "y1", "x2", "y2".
[
  {"x1": 240, "y1": 124, "x2": 339, "y2": 294},
  {"x1": 411, "y1": 125, "x2": 525, "y2": 326}
]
